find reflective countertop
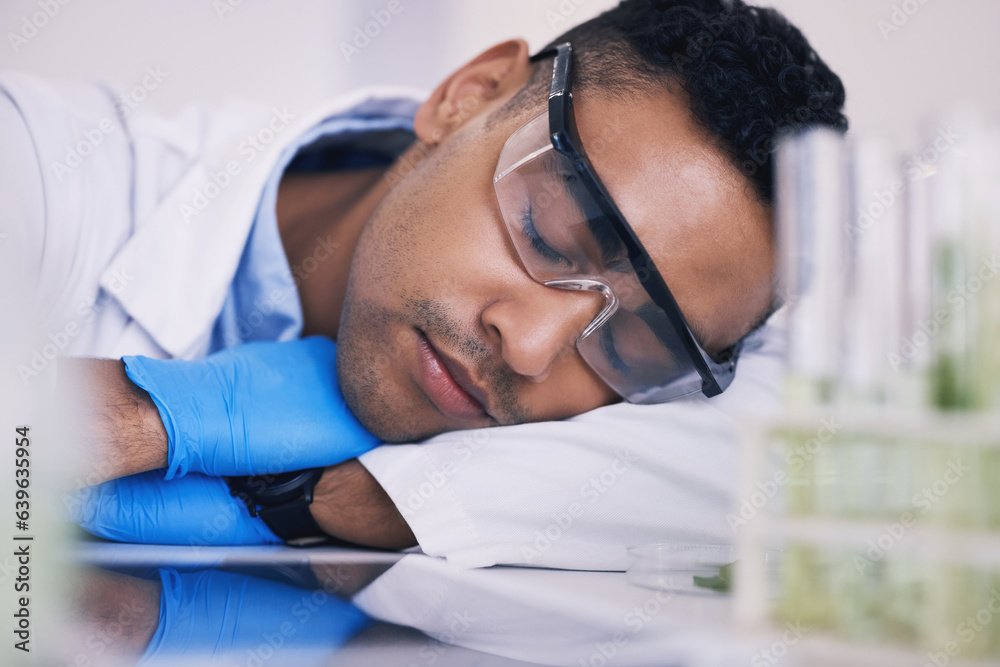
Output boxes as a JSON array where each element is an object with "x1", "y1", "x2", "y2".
[
  {"x1": 45, "y1": 542, "x2": 931, "y2": 667},
  {"x1": 52, "y1": 542, "x2": 740, "y2": 667}
]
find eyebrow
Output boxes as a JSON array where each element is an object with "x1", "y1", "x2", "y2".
[
  {"x1": 635, "y1": 302, "x2": 669, "y2": 337},
  {"x1": 552, "y1": 170, "x2": 627, "y2": 265},
  {"x1": 635, "y1": 301, "x2": 713, "y2": 356},
  {"x1": 586, "y1": 213, "x2": 628, "y2": 265}
]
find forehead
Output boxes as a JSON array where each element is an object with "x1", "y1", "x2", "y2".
[{"x1": 569, "y1": 87, "x2": 775, "y2": 349}]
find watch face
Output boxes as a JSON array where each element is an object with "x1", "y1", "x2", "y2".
[{"x1": 227, "y1": 469, "x2": 322, "y2": 506}]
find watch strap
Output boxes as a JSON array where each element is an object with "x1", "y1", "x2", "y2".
[
  {"x1": 256, "y1": 498, "x2": 327, "y2": 544},
  {"x1": 226, "y1": 468, "x2": 329, "y2": 545}
]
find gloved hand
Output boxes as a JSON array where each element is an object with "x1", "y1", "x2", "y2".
[
  {"x1": 69, "y1": 469, "x2": 281, "y2": 545},
  {"x1": 122, "y1": 336, "x2": 380, "y2": 479},
  {"x1": 139, "y1": 567, "x2": 370, "y2": 665}
]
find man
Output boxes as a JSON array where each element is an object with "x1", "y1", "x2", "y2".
[{"x1": 2, "y1": 0, "x2": 846, "y2": 568}]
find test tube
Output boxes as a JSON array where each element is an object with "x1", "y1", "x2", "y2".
[
  {"x1": 901, "y1": 167, "x2": 934, "y2": 409},
  {"x1": 843, "y1": 136, "x2": 905, "y2": 406},
  {"x1": 776, "y1": 127, "x2": 849, "y2": 406},
  {"x1": 842, "y1": 137, "x2": 903, "y2": 521},
  {"x1": 925, "y1": 111, "x2": 997, "y2": 411}
]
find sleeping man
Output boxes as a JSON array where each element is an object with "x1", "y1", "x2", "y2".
[{"x1": 2, "y1": 0, "x2": 846, "y2": 568}]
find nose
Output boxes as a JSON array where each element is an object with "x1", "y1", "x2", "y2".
[{"x1": 482, "y1": 280, "x2": 613, "y2": 383}]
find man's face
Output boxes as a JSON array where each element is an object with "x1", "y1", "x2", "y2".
[{"x1": 336, "y1": 66, "x2": 774, "y2": 443}]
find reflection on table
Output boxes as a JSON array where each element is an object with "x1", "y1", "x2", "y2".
[{"x1": 57, "y1": 543, "x2": 763, "y2": 667}]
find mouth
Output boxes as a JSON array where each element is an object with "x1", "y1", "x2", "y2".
[{"x1": 414, "y1": 330, "x2": 492, "y2": 424}]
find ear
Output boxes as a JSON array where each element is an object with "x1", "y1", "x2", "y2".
[{"x1": 414, "y1": 39, "x2": 532, "y2": 146}]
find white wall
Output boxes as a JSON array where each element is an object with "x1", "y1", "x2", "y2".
[
  {"x1": 763, "y1": 0, "x2": 1000, "y2": 149},
  {"x1": 1, "y1": 0, "x2": 997, "y2": 153}
]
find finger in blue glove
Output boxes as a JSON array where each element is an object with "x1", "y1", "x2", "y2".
[
  {"x1": 68, "y1": 470, "x2": 281, "y2": 546},
  {"x1": 140, "y1": 568, "x2": 371, "y2": 665},
  {"x1": 122, "y1": 336, "x2": 380, "y2": 479}
]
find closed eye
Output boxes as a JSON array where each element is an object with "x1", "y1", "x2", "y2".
[
  {"x1": 521, "y1": 204, "x2": 572, "y2": 267},
  {"x1": 599, "y1": 324, "x2": 629, "y2": 373},
  {"x1": 607, "y1": 257, "x2": 632, "y2": 274}
]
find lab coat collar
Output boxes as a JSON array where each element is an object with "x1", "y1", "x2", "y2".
[{"x1": 98, "y1": 86, "x2": 425, "y2": 359}]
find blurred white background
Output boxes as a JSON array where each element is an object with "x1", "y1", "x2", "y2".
[{"x1": 0, "y1": 0, "x2": 997, "y2": 153}]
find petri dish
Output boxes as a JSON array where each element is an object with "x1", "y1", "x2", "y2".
[
  {"x1": 626, "y1": 543, "x2": 736, "y2": 595},
  {"x1": 626, "y1": 543, "x2": 783, "y2": 596}
]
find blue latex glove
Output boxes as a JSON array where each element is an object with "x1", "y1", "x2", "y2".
[
  {"x1": 69, "y1": 470, "x2": 282, "y2": 545},
  {"x1": 139, "y1": 568, "x2": 371, "y2": 665},
  {"x1": 122, "y1": 336, "x2": 380, "y2": 479}
]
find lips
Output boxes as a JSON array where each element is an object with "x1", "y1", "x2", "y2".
[{"x1": 414, "y1": 331, "x2": 491, "y2": 423}]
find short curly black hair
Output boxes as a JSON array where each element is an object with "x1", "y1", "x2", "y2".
[{"x1": 502, "y1": 0, "x2": 848, "y2": 206}]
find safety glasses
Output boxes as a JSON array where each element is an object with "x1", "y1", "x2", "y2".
[{"x1": 492, "y1": 42, "x2": 740, "y2": 402}]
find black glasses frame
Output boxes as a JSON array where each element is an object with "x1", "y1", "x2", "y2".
[{"x1": 530, "y1": 42, "x2": 738, "y2": 398}]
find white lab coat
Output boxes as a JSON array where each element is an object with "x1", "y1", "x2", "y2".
[{"x1": 0, "y1": 73, "x2": 786, "y2": 571}]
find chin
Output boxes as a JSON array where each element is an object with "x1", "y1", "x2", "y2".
[{"x1": 335, "y1": 335, "x2": 439, "y2": 443}]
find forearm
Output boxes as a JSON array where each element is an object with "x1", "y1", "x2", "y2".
[
  {"x1": 60, "y1": 358, "x2": 168, "y2": 485},
  {"x1": 60, "y1": 357, "x2": 414, "y2": 548},
  {"x1": 309, "y1": 460, "x2": 417, "y2": 550},
  {"x1": 71, "y1": 568, "x2": 161, "y2": 658}
]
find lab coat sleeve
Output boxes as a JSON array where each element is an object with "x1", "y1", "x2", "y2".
[
  {"x1": 0, "y1": 83, "x2": 45, "y2": 315},
  {"x1": 0, "y1": 72, "x2": 171, "y2": 357},
  {"x1": 358, "y1": 316, "x2": 787, "y2": 570},
  {"x1": 0, "y1": 72, "x2": 266, "y2": 360},
  {"x1": 0, "y1": 73, "x2": 134, "y2": 336}
]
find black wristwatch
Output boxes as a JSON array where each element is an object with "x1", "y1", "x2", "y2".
[{"x1": 226, "y1": 468, "x2": 329, "y2": 546}]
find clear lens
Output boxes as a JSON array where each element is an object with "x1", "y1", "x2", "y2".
[
  {"x1": 577, "y1": 304, "x2": 705, "y2": 402},
  {"x1": 494, "y1": 116, "x2": 615, "y2": 284},
  {"x1": 493, "y1": 113, "x2": 712, "y2": 403}
]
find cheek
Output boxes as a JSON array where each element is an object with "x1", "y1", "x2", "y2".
[
  {"x1": 367, "y1": 159, "x2": 518, "y2": 301},
  {"x1": 519, "y1": 356, "x2": 622, "y2": 418}
]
